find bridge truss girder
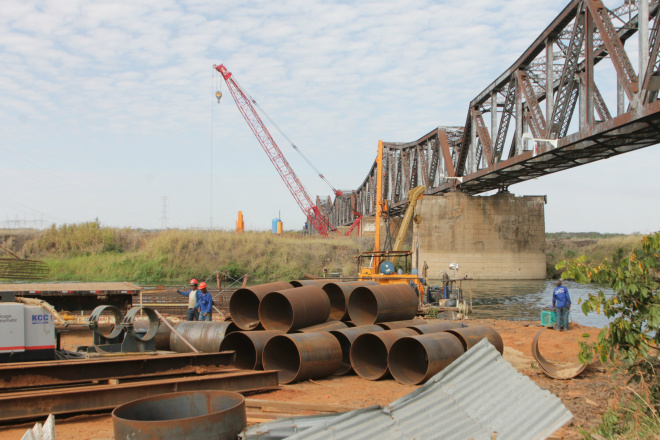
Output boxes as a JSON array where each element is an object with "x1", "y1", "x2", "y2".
[{"x1": 324, "y1": 0, "x2": 660, "y2": 227}]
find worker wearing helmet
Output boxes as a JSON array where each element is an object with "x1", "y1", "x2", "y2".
[
  {"x1": 198, "y1": 282, "x2": 214, "y2": 322},
  {"x1": 177, "y1": 278, "x2": 202, "y2": 321}
]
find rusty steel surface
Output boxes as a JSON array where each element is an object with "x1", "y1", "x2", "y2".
[
  {"x1": 388, "y1": 332, "x2": 465, "y2": 385},
  {"x1": 229, "y1": 281, "x2": 293, "y2": 330},
  {"x1": 321, "y1": 0, "x2": 660, "y2": 226},
  {"x1": 348, "y1": 284, "x2": 418, "y2": 326},
  {"x1": 0, "y1": 369, "x2": 278, "y2": 422},
  {"x1": 445, "y1": 325, "x2": 504, "y2": 354},
  {"x1": 322, "y1": 281, "x2": 378, "y2": 321},
  {"x1": 297, "y1": 320, "x2": 349, "y2": 333},
  {"x1": 407, "y1": 320, "x2": 463, "y2": 334},
  {"x1": 219, "y1": 330, "x2": 283, "y2": 370},
  {"x1": 289, "y1": 280, "x2": 334, "y2": 287},
  {"x1": 262, "y1": 332, "x2": 342, "y2": 384},
  {"x1": 350, "y1": 328, "x2": 417, "y2": 381},
  {"x1": 377, "y1": 318, "x2": 427, "y2": 330},
  {"x1": 0, "y1": 352, "x2": 236, "y2": 390},
  {"x1": 259, "y1": 286, "x2": 330, "y2": 332},
  {"x1": 169, "y1": 321, "x2": 233, "y2": 353},
  {"x1": 532, "y1": 328, "x2": 588, "y2": 380},
  {"x1": 329, "y1": 325, "x2": 384, "y2": 375},
  {"x1": 112, "y1": 390, "x2": 246, "y2": 440}
]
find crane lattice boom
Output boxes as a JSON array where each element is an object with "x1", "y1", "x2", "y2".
[{"x1": 214, "y1": 64, "x2": 334, "y2": 236}]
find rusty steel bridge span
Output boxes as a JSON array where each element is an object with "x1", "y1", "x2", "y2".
[{"x1": 320, "y1": 0, "x2": 660, "y2": 228}]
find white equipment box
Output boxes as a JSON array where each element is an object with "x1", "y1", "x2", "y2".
[{"x1": 0, "y1": 303, "x2": 55, "y2": 362}]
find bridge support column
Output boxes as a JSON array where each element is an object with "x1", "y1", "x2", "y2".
[{"x1": 412, "y1": 191, "x2": 546, "y2": 280}]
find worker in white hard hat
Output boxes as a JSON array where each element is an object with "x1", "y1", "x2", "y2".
[{"x1": 177, "y1": 278, "x2": 202, "y2": 321}]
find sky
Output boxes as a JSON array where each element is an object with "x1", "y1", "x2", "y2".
[{"x1": 0, "y1": 0, "x2": 658, "y2": 234}]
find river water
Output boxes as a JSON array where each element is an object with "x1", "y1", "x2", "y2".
[{"x1": 430, "y1": 279, "x2": 615, "y2": 328}]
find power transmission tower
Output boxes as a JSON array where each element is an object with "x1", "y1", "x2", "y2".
[{"x1": 161, "y1": 196, "x2": 168, "y2": 229}]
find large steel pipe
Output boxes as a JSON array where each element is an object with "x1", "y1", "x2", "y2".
[
  {"x1": 229, "y1": 281, "x2": 293, "y2": 330},
  {"x1": 348, "y1": 284, "x2": 419, "y2": 326},
  {"x1": 329, "y1": 325, "x2": 383, "y2": 375},
  {"x1": 350, "y1": 328, "x2": 417, "y2": 380},
  {"x1": 323, "y1": 281, "x2": 378, "y2": 321},
  {"x1": 262, "y1": 333, "x2": 342, "y2": 384},
  {"x1": 219, "y1": 330, "x2": 282, "y2": 370},
  {"x1": 259, "y1": 286, "x2": 330, "y2": 332},
  {"x1": 112, "y1": 390, "x2": 246, "y2": 440},
  {"x1": 445, "y1": 325, "x2": 504, "y2": 354},
  {"x1": 377, "y1": 318, "x2": 427, "y2": 330},
  {"x1": 297, "y1": 321, "x2": 348, "y2": 333},
  {"x1": 289, "y1": 279, "x2": 333, "y2": 287},
  {"x1": 408, "y1": 320, "x2": 463, "y2": 334},
  {"x1": 170, "y1": 321, "x2": 233, "y2": 353},
  {"x1": 388, "y1": 332, "x2": 465, "y2": 385}
]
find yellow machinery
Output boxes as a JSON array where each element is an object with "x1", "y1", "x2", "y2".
[{"x1": 356, "y1": 141, "x2": 427, "y2": 300}]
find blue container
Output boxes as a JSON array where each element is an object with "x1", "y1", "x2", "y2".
[{"x1": 272, "y1": 218, "x2": 280, "y2": 234}]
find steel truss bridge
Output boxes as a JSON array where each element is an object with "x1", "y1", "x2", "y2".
[{"x1": 320, "y1": 0, "x2": 660, "y2": 227}]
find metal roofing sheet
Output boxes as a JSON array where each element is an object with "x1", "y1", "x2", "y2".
[
  {"x1": 243, "y1": 338, "x2": 572, "y2": 440},
  {"x1": 0, "y1": 282, "x2": 141, "y2": 293}
]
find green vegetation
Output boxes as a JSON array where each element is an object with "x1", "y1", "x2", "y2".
[
  {"x1": 559, "y1": 232, "x2": 660, "y2": 438},
  {"x1": 1, "y1": 222, "x2": 372, "y2": 284}
]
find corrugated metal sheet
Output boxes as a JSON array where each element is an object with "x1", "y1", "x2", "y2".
[
  {"x1": 242, "y1": 339, "x2": 572, "y2": 440},
  {"x1": 0, "y1": 282, "x2": 141, "y2": 293}
]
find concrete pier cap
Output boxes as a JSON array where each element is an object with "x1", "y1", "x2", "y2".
[{"x1": 412, "y1": 191, "x2": 546, "y2": 280}]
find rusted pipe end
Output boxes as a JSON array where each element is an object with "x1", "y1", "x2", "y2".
[
  {"x1": 219, "y1": 330, "x2": 283, "y2": 370},
  {"x1": 389, "y1": 332, "x2": 465, "y2": 385},
  {"x1": 229, "y1": 282, "x2": 292, "y2": 330},
  {"x1": 262, "y1": 333, "x2": 341, "y2": 384},
  {"x1": 348, "y1": 288, "x2": 379, "y2": 325},
  {"x1": 323, "y1": 281, "x2": 378, "y2": 321},
  {"x1": 348, "y1": 284, "x2": 418, "y2": 326},
  {"x1": 532, "y1": 328, "x2": 588, "y2": 379},
  {"x1": 350, "y1": 328, "x2": 417, "y2": 380},
  {"x1": 329, "y1": 325, "x2": 384, "y2": 375}
]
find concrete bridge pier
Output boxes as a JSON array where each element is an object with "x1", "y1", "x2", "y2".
[{"x1": 412, "y1": 191, "x2": 546, "y2": 280}]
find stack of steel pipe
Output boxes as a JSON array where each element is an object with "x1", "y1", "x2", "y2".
[
  {"x1": 377, "y1": 318, "x2": 427, "y2": 330},
  {"x1": 259, "y1": 286, "x2": 330, "y2": 332},
  {"x1": 219, "y1": 330, "x2": 283, "y2": 370},
  {"x1": 229, "y1": 281, "x2": 293, "y2": 330},
  {"x1": 445, "y1": 325, "x2": 504, "y2": 354},
  {"x1": 322, "y1": 281, "x2": 378, "y2": 321},
  {"x1": 262, "y1": 332, "x2": 342, "y2": 384},
  {"x1": 348, "y1": 284, "x2": 419, "y2": 325}
]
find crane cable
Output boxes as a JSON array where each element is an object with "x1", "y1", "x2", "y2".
[{"x1": 231, "y1": 77, "x2": 341, "y2": 196}]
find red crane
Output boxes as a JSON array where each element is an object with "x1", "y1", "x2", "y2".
[{"x1": 214, "y1": 64, "x2": 338, "y2": 236}]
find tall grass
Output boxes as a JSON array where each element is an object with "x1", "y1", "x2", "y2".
[{"x1": 8, "y1": 223, "x2": 372, "y2": 283}]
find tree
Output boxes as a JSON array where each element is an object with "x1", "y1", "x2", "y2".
[{"x1": 558, "y1": 232, "x2": 660, "y2": 411}]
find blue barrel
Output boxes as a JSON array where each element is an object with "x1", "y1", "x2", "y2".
[{"x1": 272, "y1": 218, "x2": 280, "y2": 234}]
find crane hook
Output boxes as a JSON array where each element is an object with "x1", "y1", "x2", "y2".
[{"x1": 216, "y1": 91, "x2": 222, "y2": 103}]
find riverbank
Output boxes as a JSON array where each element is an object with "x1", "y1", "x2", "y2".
[{"x1": 0, "y1": 223, "x2": 645, "y2": 284}]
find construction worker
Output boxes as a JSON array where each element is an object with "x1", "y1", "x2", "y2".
[
  {"x1": 177, "y1": 278, "x2": 202, "y2": 321},
  {"x1": 552, "y1": 279, "x2": 572, "y2": 331},
  {"x1": 198, "y1": 282, "x2": 214, "y2": 322}
]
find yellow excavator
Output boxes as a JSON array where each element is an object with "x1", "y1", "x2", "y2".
[{"x1": 356, "y1": 141, "x2": 427, "y2": 300}]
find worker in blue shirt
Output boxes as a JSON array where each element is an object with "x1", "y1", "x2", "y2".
[
  {"x1": 198, "y1": 282, "x2": 214, "y2": 322},
  {"x1": 552, "y1": 279, "x2": 572, "y2": 331},
  {"x1": 177, "y1": 278, "x2": 202, "y2": 321}
]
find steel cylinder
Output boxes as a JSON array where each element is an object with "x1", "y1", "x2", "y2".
[
  {"x1": 169, "y1": 321, "x2": 233, "y2": 353},
  {"x1": 297, "y1": 321, "x2": 348, "y2": 333},
  {"x1": 445, "y1": 325, "x2": 504, "y2": 354},
  {"x1": 388, "y1": 332, "x2": 465, "y2": 385},
  {"x1": 262, "y1": 332, "x2": 342, "y2": 384},
  {"x1": 112, "y1": 390, "x2": 246, "y2": 440},
  {"x1": 377, "y1": 318, "x2": 427, "y2": 330},
  {"x1": 350, "y1": 328, "x2": 417, "y2": 380},
  {"x1": 322, "y1": 281, "x2": 378, "y2": 321},
  {"x1": 134, "y1": 319, "x2": 173, "y2": 351},
  {"x1": 329, "y1": 325, "x2": 384, "y2": 375},
  {"x1": 259, "y1": 286, "x2": 330, "y2": 332},
  {"x1": 348, "y1": 284, "x2": 419, "y2": 326},
  {"x1": 407, "y1": 320, "x2": 463, "y2": 334},
  {"x1": 229, "y1": 281, "x2": 293, "y2": 330},
  {"x1": 219, "y1": 330, "x2": 283, "y2": 370}
]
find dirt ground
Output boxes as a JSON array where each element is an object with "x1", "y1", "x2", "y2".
[{"x1": 0, "y1": 318, "x2": 622, "y2": 440}]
